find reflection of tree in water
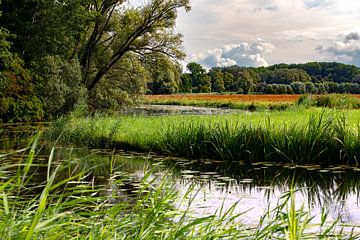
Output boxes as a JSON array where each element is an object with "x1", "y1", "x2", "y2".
[
  {"x1": 13, "y1": 146, "x2": 360, "y2": 221},
  {"x1": 163, "y1": 159, "x2": 360, "y2": 209}
]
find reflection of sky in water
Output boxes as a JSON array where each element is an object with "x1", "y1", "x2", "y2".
[
  {"x1": 175, "y1": 180, "x2": 360, "y2": 226},
  {"x1": 98, "y1": 153, "x2": 360, "y2": 229},
  {"x1": 11, "y1": 144, "x2": 360, "y2": 230}
]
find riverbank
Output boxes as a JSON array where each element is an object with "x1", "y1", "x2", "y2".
[{"x1": 47, "y1": 108, "x2": 360, "y2": 165}]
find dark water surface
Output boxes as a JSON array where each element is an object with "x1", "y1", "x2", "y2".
[{"x1": 2, "y1": 123, "x2": 360, "y2": 229}]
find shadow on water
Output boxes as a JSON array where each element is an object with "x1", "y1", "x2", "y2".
[{"x1": 2, "y1": 124, "x2": 360, "y2": 225}]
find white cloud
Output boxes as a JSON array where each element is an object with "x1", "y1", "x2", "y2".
[
  {"x1": 317, "y1": 33, "x2": 360, "y2": 65},
  {"x1": 190, "y1": 39, "x2": 275, "y2": 68},
  {"x1": 177, "y1": 0, "x2": 360, "y2": 65}
]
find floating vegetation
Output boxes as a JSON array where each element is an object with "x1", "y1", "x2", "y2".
[{"x1": 1, "y1": 136, "x2": 359, "y2": 239}]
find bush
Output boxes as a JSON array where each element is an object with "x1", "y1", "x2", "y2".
[
  {"x1": 34, "y1": 55, "x2": 87, "y2": 118},
  {"x1": 0, "y1": 29, "x2": 45, "y2": 122}
]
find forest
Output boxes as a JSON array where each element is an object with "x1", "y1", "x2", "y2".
[
  {"x1": 2, "y1": 0, "x2": 360, "y2": 123},
  {"x1": 158, "y1": 61, "x2": 360, "y2": 95},
  {"x1": 0, "y1": 0, "x2": 189, "y2": 122}
]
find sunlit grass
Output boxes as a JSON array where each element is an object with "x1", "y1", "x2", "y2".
[{"x1": 47, "y1": 108, "x2": 360, "y2": 164}]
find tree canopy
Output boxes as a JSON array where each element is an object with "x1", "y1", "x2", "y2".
[{"x1": 0, "y1": 0, "x2": 190, "y2": 121}]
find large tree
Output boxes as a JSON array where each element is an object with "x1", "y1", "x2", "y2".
[
  {"x1": 0, "y1": 0, "x2": 190, "y2": 90},
  {"x1": 79, "y1": 0, "x2": 190, "y2": 90}
]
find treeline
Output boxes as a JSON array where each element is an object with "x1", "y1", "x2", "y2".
[
  {"x1": 147, "y1": 62, "x2": 360, "y2": 95},
  {"x1": 0, "y1": 0, "x2": 189, "y2": 122}
]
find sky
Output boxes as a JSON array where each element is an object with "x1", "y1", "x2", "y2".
[{"x1": 175, "y1": 0, "x2": 360, "y2": 68}]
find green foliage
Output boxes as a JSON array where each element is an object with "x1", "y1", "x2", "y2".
[
  {"x1": 0, "y1": 0, "x2": 92, "y2": 61},
  {"x1": 144, "y1": 53, "x2": 181, "y2": 94},
  {"x1": 0, "y1": 27, "x2": 44, "y2": 122},
  {"x1": 187, "y1": 62, "x2": 211, "y2": 93},
  {"x1": 178, "y1": 62, "x2": 360, "y2": 95},
  {"x1": 88, "y1": 54, "x2": 148, "y2": 111},
  {"x1": 80, "y1": 0, "x2": 190, "y2": 90},
  {"x1": 179, "y1": 74, "x2": 192, "y2": 93},
  {"x1": 34, "y1": 55, "x2": 87, "y2": 118},
  {"x1": 208, "y1": 69, "x2": 225, "y2": 93},
  {"x1": 0, "y1": 0, "x2": 190, "y2": 120},
  {"x1": 262, "y1": 68, "x2": 311, "y2": 84}
]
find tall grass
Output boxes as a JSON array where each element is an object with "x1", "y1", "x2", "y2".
[
  {"x1": 298, "y1": 94, "x2": 360, "y2": 109},
  {"x1": 48, "y1": 110, "x2": 360, "y2": 164},
  {"x1": 1, "y1": 136, "x2": 358, "y2": 239}
]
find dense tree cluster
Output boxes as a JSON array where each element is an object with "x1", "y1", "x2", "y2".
[
  {"x1": 0, "y1": 0, "x2": 189, "y2": 121},
  {"x1": 152, "y1": 62, "x2": 360, "y2": 95}
]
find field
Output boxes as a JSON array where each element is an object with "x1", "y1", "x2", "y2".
[
  {"x1": 144, "y1": 94, "x2": 301, "y2": 103},
  {"x1": 143, "y1": 93, "x2": 360, "y2": 110},
  {"x1": 47, "y1": 108, "x2": 360, "y2": 165}
]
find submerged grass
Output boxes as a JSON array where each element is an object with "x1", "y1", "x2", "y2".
[
  {"x1": 47, "y1": 109, "x2": 360, "y2": 165},
  {"x1": 1, "y1": 136, "x2": 359, "y2": 239}
]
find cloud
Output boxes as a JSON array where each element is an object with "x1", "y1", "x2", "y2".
[
  {"x1": 190, "y1": 39, "x2": 275, "y2": 68},
  {"x1": 177, "y1": 0, "x2": 360, "y2": 65},
  {"x1": 316, "y1": 32, "x2": 360, "y2": 66}
]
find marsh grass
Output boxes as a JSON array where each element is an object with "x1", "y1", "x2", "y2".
[
  {"x1": 142, "y1": 98, "x2": 293, "y2": 111},
  {"x1": 47, "y1": 110, "x2": 360, "y2": 164},
  {"x1": 1, "y1": 136, "x2": 359, "y2": 239},
  {"x1": 298, "y1": 94, "x2": 360, "y2": 109}
]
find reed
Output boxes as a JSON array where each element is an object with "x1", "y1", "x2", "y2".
[
  {"x1": 1, "y1": 137, "x2": 358, "y2": 239},
  {"x1": 47, "y1": 109, "x2": 360, "y2": 164}
]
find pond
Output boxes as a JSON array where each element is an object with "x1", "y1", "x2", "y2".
[{"x1": 2, "y1": 122, "x2": 360, "y2": 232}]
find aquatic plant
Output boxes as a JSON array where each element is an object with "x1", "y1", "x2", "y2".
[
  {"x1": 47, "y1": 109, "x2": 360, "y2": 164},
  {"x1": 1, "y1": 137, "x2": 358, "y2": 239}
]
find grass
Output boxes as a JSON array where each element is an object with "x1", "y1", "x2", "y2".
[
  {"x1": 142, "y1": 98, "x2": 292, "y2": 111},
  {"x1": 1, "y1": 136, "x2": 358, "y2": 239},
  {"x1": 143, "y1": 94, "x2": 360, "y2": 111},
  {"x1": 47, "y1": 108, "x2": 360, "y2": 165}
]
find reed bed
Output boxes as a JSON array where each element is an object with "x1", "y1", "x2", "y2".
[
  {"x1": 143, "y1": 94, "x2": 360, "y2": 111},
  {"x1": 0, "y1": 137, "x2": 358, "y2": 239},
  {"x1": 47, "y1": 109, "x2": 360, "y2": 165}
]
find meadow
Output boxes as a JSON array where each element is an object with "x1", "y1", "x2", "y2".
[
  {"x1": 143, "y1": 94, "x2": 360, "y2": 110},
  {"x1": 47, "y1": 108, "x2": 360, "y2": 165}
]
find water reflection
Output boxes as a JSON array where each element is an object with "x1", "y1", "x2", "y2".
[{"x1": 3, "y1": 144, "x2": 360, "y2": 226}]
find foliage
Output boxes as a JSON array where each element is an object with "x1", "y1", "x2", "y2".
[
  {"x1": 79, "y1": 0, "x2": 190, "y2": 91},
  {"x1": 144, "y1": 53, "x2": 181, "y2": 94},
  {"x1": 187, "y1": 62, "x2": 211, "y2": 93},
  {"x1": 0, "y1": 27, "x2": 44, "y2": 122},
  {"x1": 0, "y1": 0, "x2": 190, "y2": 121},
  {"x1": 173, "y1": 62, "x2": 360, "y2": 95},
  {"x1": 33, "y1": 55, "x2": 86, "y2": 118},
  {"x1": 179, "y1": 73, "x2": 192, "y2": 93},
  {"x1": 88, "y1": 54, "x2": 148, "y2": 111}
]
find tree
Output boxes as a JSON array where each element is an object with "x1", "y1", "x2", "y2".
[
  {"x1": 1, "y1": 0, "x2": 190, "y2": 90},
  {"x1": 179, "y1": 73, "x2": 192, "y2": 93},
  {"x1": 89, "y1": 53, "x2": 149, "y2": 111},
  {"x1": 0, "y1": 27, "x2": 44, "y2": 122},
  {"x1": 223, "y1": 72, "x2": 234, "y2": 91},
  {"x1": 144, "y1": 53, "x2": 181, "y2": 94},
  {"x1": 0, "y1": 0, "x2": 92, "y2": 62},
  {"x1": 80, "y1": 0, "x2": 190, "y2": 91},
  {"x1": 235, "y1": 69, "x2": 256, "y2": 94},
  {"x1": 208, "y1": 69, "x2": 225, "y2": 93},
  {"x1": 187, "y1": 62, "x2": 211, "y2": 93}
]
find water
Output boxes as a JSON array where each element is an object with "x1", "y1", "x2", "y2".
[{"x1": 2, "y1": 124, "x2": 360, "y2": 230}]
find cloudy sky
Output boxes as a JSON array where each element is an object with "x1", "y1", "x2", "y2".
[{"x1": 175, "y1": 0, "x2": 360, "y2": 68}]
